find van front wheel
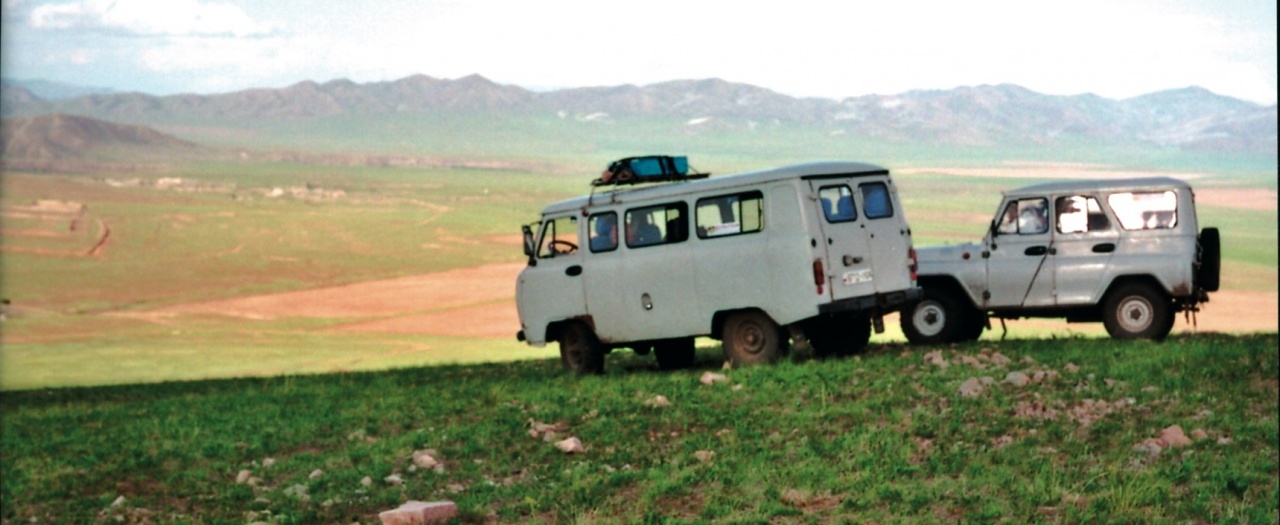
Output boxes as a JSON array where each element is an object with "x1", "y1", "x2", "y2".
[
  {"x1": 558, "y1": 322, "x2": 604, "y2": 375},
  {"x1": 723, "y1": 311, "x2": 784, "y2": 366}
]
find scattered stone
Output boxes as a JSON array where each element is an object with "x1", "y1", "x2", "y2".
[
  {"x1": 958, "y1": 355, "x2": 984, "y2": 368},
  {"x1": 413, "y1": 450, "x2": 440, "y2": 469},
  {"x1": 1020, "y1": 356, "x2": 1037, "y2": 365},
  {"x1": 988, "y1": 352, "x2": 1011, "y2": 366},
  {"x1": 378, "y1": 501, "x2": 458, "y2": 525},
  {"x1": 385, "y1": 474, "x2": 404, "y2": 486},
  {"x1": 700, "y1": 372, "x2": 729, "y2": 386},
  {"x1": 309, "y1": 469, "x2": 324, "y2": 480},
  {"x1": 361, "y1": 476, "x2": 373, "y2": 488},
  {"x1": 236, "y1": 470, "x2": 252, "y2": 484},
  {"x1": 1160, "y1": 425, "x2": 1192, "y2": 448},
  {"x1": 1191, "y1": 428, "x2": 1208, "y2": 441},
  {"x1": 261, "y1": 457, "x2": 276, "y2": 468},
  {"x1": 923, "y1": 350, "x2": 948, "y2": 368},
  {"x1": 694, "y1": 450, "x2": 715, "y2": 463},
  {"x1": 1196, "y1": 409, "x2": 1213, "y2": 419},
  {"x1": 1142, "y1": 385, "x2": 1160, "y2": 393},
  {"x1": 110, "y1": 496, "x2": 126, "y2": 508},
  {"x1": 1133, "y1": 439, "x2": 1163, "y2": 457},
  {"x1": 284, "y1": 484, "x2": 309, "y2": 500},
  {"x1": 722, "y1": 361, "x2": 733, "y2": 370},
  {"x1": 555, "y1": 437, "x2": 585, "y2": 454},
  {"x1": 731, "y1": 384, "x2": 745, "y2": 392},
  {"x1": 979, "y1": 376, "x2": 995, "y2": 386},
  {"x1": 1064, "y1": 363, "x2": 1079, "y2": 373},
  {"x1": 1032, "y1": 371, "x2": 1047, "y2": 383},
  {"x1": 1217, "y1": 437, "x2": 1233, "y2": 446},
  {"x1": 958, "y1": 377, "x2": 986, "y2": 397},
  {"x1": 1004, "y1": 371, "x2": 1031, "y2": 387},
  {"x1": 644, "y1": 395, "x2": 672, "y2": 408},
  {"x1": 528, "y1": 420, "x2": 567, "y2": 440},
  {"x1": 992, "y1": 435, "x2": 1014, "y2": 449}
]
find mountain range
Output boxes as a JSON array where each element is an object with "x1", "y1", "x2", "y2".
[{"x1": 2, "y1": 74, "x2": 1276, "y2": 156}]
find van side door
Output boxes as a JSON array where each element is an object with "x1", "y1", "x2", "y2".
[
  {"x1": 515, "y1": 213, "x2": 587, "y2": 335},
  {"x1": 809, "y1": 179, "x2": 876, "y2": 301}
]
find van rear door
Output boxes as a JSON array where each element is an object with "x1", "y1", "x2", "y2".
[
  {"x1": 856, "y1": 179, "x2": 914, "y2": 295},
  {"x1": 809, "y1": 179, "x2": 877, "y2": 302}
]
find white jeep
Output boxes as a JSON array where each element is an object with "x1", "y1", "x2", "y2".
[
  {"x1": 516, "y1": 160, "x2": 921, "y2": 374},
  {"x1": 902, "y1": 177, "x2": 1219, "y2": 343}
]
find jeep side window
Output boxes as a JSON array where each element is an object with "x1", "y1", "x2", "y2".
[
  {"x1": 626, "y1": 202, "x2": 689, "y2": 248},
  {"x1": 696, "y1": 191, "x2": 764, "y2": 238},
  {"x1": 1107, "y1": 191, "x2": 1178, "y2": 230},
  {"x1": 537, "y1": 215, "x2": 578, "y2": 258},
  {"x1": 818, "y1": 186, "x2": 857, "y2": 223},
  {"x1": 997, "y1": 198, "x2": 1049, "y2": 235},
  {"x1": 1056, "y1": 195, "x2": 1110, "y2": 234},
  {"x1": 589, "y1": 212, "x2": 618, "y2": 253},
  {"x1": 860, "y1": 182, "x2": 894, "y2": 219}
]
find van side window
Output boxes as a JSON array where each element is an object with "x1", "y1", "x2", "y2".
[
  {"x1": 696, "y1": 191, "x2": 764, "y2": 238},
  {"x1": 588, "y1": 212, "x2": 618, "y2": 252},
  {"x1": 537, "y1": 215, "x2": 578, "y2": 258},
  {"x1": 860, "y1": 182, "x2": 894, "y2": 219},
  {"x1": 1056, "y1": 195, "x2": 1110, "y2": 234},
  {"x1": 626, "y1": 202, "x2": 688, "y2": 248},
  {"x1": 818, "y1": 186, "x2": 857, "y2": 223},
  {"x1": 1107, "y1": 191, "x2": 1178, "y2": 230}
]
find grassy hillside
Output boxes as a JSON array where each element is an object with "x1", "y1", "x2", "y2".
[{"x1": 2, "y1": 335, "x2": 1275, "y2": 523}]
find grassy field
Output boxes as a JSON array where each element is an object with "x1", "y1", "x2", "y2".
[{"x1": 2, "y1": 334, "x2": 1275, "y2": 523}]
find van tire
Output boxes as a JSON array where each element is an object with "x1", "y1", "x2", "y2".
[
  {"x1": 1197, "y1": 228, "x2": 1221, "y2": 292},
  {"x1": 723, "y1": 310, "x2": 784, "y2": 366},
  {"x1": 654, "y1": 337, "x2": 697, "y2": 370},
  {"x1": 1102, "y1": 283, "x2": 1175, "y2": 341},
  {"x1": 809, "y1": 314, "x2": 871, "y2": 358},
  {"x1": 558, "y1": 322, "x2": 605, "y2": 375},
  {"x1": 901, "y1": 288, "x2": 965, "y2": 344}
]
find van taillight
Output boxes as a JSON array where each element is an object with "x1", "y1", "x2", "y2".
[
  {"x1": 908, "y1": 247, "x2": 918, "y2": 282},
  {"x1": 812, "y1": 259, "x2": 826, "y2": 294}
]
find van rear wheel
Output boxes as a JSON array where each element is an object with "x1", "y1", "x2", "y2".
[
  {"x1": 558, "y1": 322, "x2": 604, "y2": 375},
  {"x1": 723, "y1": 310, "x2": 784, "y2": 366}
]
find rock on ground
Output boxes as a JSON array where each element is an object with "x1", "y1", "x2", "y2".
[
  {"x1": 378, "y1": 501, "x2": 458, "y2": 525},
  {"x1": 555, "y1": 436, "x2": 585, "y2": 454}
]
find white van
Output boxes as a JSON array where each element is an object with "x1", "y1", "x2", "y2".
[{"x1": 515, "y1": 161, "x2": 921, "y2": 374}]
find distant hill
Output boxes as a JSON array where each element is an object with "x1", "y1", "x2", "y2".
[
  {"x1": 1, "y1": 78, "x2": 117, "y2": 101},
  {"x1": 1, "y1": 75, "x2": 1274, "y2": 156},
  {"x1": 1, "y1": 113, "x2": 198, "y2": 166}
]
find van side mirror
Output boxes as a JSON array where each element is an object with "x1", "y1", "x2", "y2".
[{"x1": 521, "y1": 224, "x2": 537, "y2": 265}]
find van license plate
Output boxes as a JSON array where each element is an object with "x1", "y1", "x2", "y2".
[{"x1": 842, "y1": 269, "x2": 873, "y2": 285}]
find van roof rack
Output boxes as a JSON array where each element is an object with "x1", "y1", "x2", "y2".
[{"x1": 592, "y1": 155, "x2": 710, "y2": 187}]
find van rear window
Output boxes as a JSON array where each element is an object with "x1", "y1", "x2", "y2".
[
  {"x1": 696, "y1": 191, "x2": 764, "y2": 238},
  {"x1": 860, "y1": 182, "x2": 894, "y2": 219}
]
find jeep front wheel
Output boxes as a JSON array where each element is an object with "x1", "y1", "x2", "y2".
[
  {"x1": 722, "y1": 310, "x2": 784, "y2": 366},
  {"x1": 901, "y1": 289, "x2": 965, "y2": 344},
  {"x1": 558, "y1": 322, "x2": 605, "y2": 375},
  {"x1": 1102, "y1": 283, "x2": 1175, "y2": 341}
]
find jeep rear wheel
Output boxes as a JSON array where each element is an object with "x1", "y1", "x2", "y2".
[
  {"x1": 902, "y1": 289, "x2": 965, "y2": 344},
  {"x1": 722, "y1": 310, "x2": 784, "y2": 366},
  {"x1": 558, "y1": 322, "x2": 605, "y2": 375},
  {"x1": 1102, "y1": 283, "x2": 1175, "y2": 341}
]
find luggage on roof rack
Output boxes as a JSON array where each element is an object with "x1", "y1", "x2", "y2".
[{"x1": 595, "y1": 155, "x2": 708, "y2": 186}]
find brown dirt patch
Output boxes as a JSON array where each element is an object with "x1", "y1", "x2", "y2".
[
  {"x1": 332, "y1": 301, "x2": 517, "y2": 338},
  {"x1": 1194, "y1": 188, "x2": 1277, "y2": 211}
]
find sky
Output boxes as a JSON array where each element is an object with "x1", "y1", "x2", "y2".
[{"x1": 1, "y1": 0, "x2": 1276, "y2": 105}]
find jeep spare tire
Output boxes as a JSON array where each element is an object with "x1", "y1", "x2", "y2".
[{"x1": 1197, "y1": 227, "x2": 1221, "y2": 292}]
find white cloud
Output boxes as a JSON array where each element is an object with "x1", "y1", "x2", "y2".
[{"x1": 29, "y1": 0, "x2": 271, "y2": 37}]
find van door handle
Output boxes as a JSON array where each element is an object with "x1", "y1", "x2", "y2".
[
  {"x1": 1092, "y1": 243, "x2": 1115, "y2": 253},
  {"x1": 566, "y1": 265, "x2": 582, "y2": 276},
  {"x1": 1024, "y1": 246, "x2": 1048, "y2": 256}
]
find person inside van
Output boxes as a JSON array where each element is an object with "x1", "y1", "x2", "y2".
[
  {"x1": 590, "y1": 214, "x2": 617, "y2": 251},
  {"x1": 627, "y1": 213, "x2": 662, "y2": 247}
]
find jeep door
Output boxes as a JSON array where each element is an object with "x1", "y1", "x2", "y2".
[
  {"x1": 985, "y1": 197, "x2": 1056, "y2": 307},
  {"x1": 809, "y1": 179, "x2": 877, "y2": 301},
  {"x1": 515, "y1": 213, "x2": 587, "y2": 338},
  {"x1": 1050, "y1": 194, "x2": 1119, "y2": 305}
]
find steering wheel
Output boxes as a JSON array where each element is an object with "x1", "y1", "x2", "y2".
[{"x1": 549, "y1": 239, "x2": 578, "y2": 255}]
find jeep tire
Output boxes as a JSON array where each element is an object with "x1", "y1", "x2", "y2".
[
  {"x1": 1102, "y1": 283, "x2": 1175, "y2": 340},
  {"x1": 902, "y1": 288, "x2": 968, "y2": 344},
  {"x1": 723, "y1": 310, "x2": 784, "y2": 366},
  {"x1": 558, "y1": 322, "x2": 605, "y2": 375}
]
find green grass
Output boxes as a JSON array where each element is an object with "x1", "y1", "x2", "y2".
[{"x1": 2, "y1": 334, "x2": 1276, "y2": 523}]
